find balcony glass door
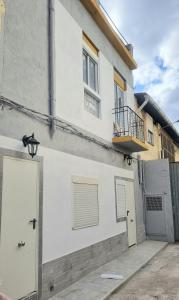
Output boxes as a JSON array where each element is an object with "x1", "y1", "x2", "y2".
[{"x1": 114, "y1": 82, "x2": 124, "y2": 134}]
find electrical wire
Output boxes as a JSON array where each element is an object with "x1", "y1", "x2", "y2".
[{"x1": 0, "y1": 95, "x2": 138, "y2": 161}]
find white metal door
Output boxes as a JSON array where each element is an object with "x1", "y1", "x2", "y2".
[
  {"x1": 126, "y1": 181, "x2": 137, "y2": 246},
  {"x1": 0, "y1": 156, "x2": 39, "y2": 299}
]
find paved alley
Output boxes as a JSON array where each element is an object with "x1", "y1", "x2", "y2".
[
  {"x1": 109, "y1": 244, "x2": 179, "y2": 300},
  {"x1": 49, "y1": 241, "x2": 166, "y2": 300}
]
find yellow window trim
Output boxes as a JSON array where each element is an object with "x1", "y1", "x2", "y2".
[
  {"x1": 83, "y1": 32, "x2": 99, "y2": 56},
  {"x1": 114, "y1": 70, "x2": 126, "y2": 91}
]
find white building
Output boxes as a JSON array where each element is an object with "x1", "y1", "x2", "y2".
[{"x1": 0, "y1": 0, "x2": 147, "y2": 299}]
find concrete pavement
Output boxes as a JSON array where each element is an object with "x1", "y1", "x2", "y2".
[
  {"x1": 49, "y1": 241, "x2": 167, "y2": 300},
  {"x1": 109, "y1": 243, "x2": 179, "y2": 300}
]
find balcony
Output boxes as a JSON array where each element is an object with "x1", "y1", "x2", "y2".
[{"x1": 112, "y1": 106, "x2": 148, "y2": 152}]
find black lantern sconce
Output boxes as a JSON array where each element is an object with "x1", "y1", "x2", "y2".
[
  {"x1": 22, "y1": 133, "x2": 40, "y2": 158},
  {"x1": 124, "y1": 154, "x2": 133, "y2": 166}
]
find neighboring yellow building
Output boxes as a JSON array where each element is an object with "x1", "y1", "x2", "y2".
[
  {"x1": 135, "y1": 93, "x2": 179, "y2": 162},
  {"x1": 175, "y1": 148, "x2": 179, "y2": 162}
]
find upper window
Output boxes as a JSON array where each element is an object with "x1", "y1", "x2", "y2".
[
  {"x1": 114, "y1": 70, "x2": 126, "y2": 129},
  {"x1": 114, "y1": 70, "x2": 126, "y2": 109},
  {"x1": 114, "y1": 82, "x2": 124, "y2": 109},
  {"x1": 82, "y1": 33, "x2": 100, "y2": 118},
  {"x1": 147, "y1": 130, "x2": 154, "y2": 145},
  {"x1": 83, "y1": 49, "x2": 98, "y2": 92}
]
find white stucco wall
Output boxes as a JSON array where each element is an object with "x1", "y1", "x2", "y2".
[
  {"x1": 55, "y1": 0, "x2": 83, "y2": 127},
  {"x1": 0, "y1": 135, "x2": 134, "y2": 263},
  {"x1": 126, "y1": 84, "x2": 135, "y2": 110},
  {"x1": 55, "y1": 0, "x2": 134, "y2": 142}
]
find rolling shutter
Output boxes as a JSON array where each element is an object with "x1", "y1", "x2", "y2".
[
  {"x1": 72, "y1": 181, "x2": 99, "y2": 229},
  {"x1": 115, "y1": 183, "x2": 126, "y2": 220}
]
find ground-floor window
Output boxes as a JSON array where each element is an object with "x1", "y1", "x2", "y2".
[
  {"x1": 115, "y1": 178, "x2": 126, "y2": 222},
  {"x1": 72, "y1": 176, "x2": 99, "y2": 229}
]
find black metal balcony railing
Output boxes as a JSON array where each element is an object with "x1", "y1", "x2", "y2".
[{"x1": 113, "y1": 106, "x2": 145, "y2": 142}]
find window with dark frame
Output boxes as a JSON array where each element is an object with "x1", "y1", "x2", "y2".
[
  {"x1": 147, "y1": 130, "x2": 154, "y2": 145},
  {"x1": 161, "y1": 132, "x2": 175, "y2": 162}
]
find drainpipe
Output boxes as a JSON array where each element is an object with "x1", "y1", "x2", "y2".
[
  {"x1": 137, "y1": 95, "x2": 149, "y2": 113},
  {"x1": 48, "y1": 0, "x2": 56, "y2": 132}
]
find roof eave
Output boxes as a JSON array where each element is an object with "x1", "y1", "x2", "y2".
[
  {"x1": 80, "y1": 0, "x2": 137, "y2": 70},
  {"x1": 135, "y1": 92, "x2": 179, "y2": 144}
]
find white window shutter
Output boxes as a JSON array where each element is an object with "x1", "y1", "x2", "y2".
[
  {"x1": 72, "y1": 182, "x2": 99, "y2": 229},
  {"x1": 116, "y1": 183, "x2": 126, "y2": 219}
]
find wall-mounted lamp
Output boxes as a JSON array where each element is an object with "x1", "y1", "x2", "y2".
[
  {"x1": 22, "y1": 133, "x2": 40, "y2": 158},
  {"x1": 124, "y1": 154, "x2": 133, "y2": 166}
]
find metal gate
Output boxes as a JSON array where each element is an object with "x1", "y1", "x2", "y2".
[
  {"x1": 170, "y1": 162, "x2": 179, "y2": 240},
  {"x1": 144, "y1": 159, "x2": 174, "y2": 242}
]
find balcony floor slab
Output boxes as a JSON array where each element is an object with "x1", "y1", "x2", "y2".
[{"x1": 112, "y1": 136, "x2": 149, "y2": 152}]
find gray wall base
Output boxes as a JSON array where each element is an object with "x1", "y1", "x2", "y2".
[
  {"x1": 42, "y1": 232, "x2": 128, "y2": 299},
  {"x1": 136, "y1": 224, "x2": 146, "y2": 244}
]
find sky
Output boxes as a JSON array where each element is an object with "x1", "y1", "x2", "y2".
[{"x1": 100, "y1": 0, "x2": 179, "y2": 130}]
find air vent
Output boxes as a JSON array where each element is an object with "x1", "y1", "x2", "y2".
[{"x1": 146, "y1": 196, "x2": 163, "y2": 211}]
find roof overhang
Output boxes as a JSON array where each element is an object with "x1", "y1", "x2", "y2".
[
  {"x1": 80, "y1": 0, "x2": 137, "y2": 70},
  {"x1": 135, "y1": 93, "x2": 179, "y2": 145}
]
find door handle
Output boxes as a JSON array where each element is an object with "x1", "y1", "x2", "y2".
[
  {"x1": 18, "y1": 241, "x2": 25, "y2": 247},
  {"x1": 29, "y1": 218, "x2": 37, "y2": 230},
  {"x1": 127, "y1": 210, "x2": 130, "y2": 216},
  {"x1": 130, "y1": 219, "x2": 134, "y2": 222}
]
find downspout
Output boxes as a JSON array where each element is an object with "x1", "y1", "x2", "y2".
[
  {"x1": 48, "y1": 0, "x2": 56, "y2": 132},
  {"x1": 137, "y1": 94, "x2": 149, "y2": 113}
]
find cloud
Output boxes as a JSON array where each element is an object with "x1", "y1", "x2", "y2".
[
  {"x1": 100, "y1": 0, "x2": 179, "y2": 130},
  {"x1": 160, "y1": 31, "x2": 179, "y2": 69}
]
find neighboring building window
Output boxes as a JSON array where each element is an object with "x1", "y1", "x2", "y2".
[
  {"x1": 115, "y1": 179, "x2": 126, "y2": 222},
  {"x1": 72, "y1": 177, "x2": 99, "y2": 229},
  {"x1": 83, "y1": 49, "x2": 98, "y2": 92},
  {"x1": 84, "y1": 89, "x2": 100, "y2": 118},
  {"x1": 161, "y1": 132, "x2": 175, "y2": 162},
  {"x1": 147, "y1": 130, "x2": 154, "y2": 145}
]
